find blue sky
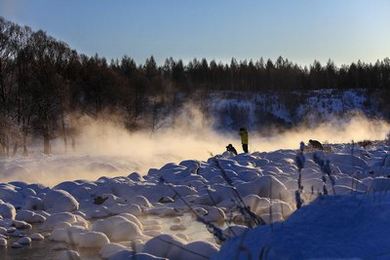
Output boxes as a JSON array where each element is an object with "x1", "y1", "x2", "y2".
[{"x1": 1, "y1": 0, "x2": 389, "y2": 65}]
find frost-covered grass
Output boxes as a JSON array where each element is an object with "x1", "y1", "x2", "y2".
[{"x1": 0, "y1": 141, "x2": 389, "y2": 259}]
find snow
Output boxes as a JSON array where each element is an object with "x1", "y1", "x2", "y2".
[
  {"x1": 143, "y1": 234, "x2": 186, "y2": 259},
  {"x1": 0, "y1": 201, "x2": 16, "y2": 219},
  {"x1": 92, "y1": 215, "x2": 144, "y2": 241},
  {"x1": 30, "y1": 233, "x2": 45, "y2": 241},
  {"x1": 77, "y1": 231, "x2": 110, "y2": 248},
  {"x1": 0, "y1": 140, "x2": 389, "y2": 258},
  {"x1": 49, "y1": 225, "x2": 87, "y2": 244},
  {"x1": 41, "y1": 212, "x2": 88, "y2": 232},
  {"x1": 208, "y1": 89, "x2": 377, "y2": 130},
  {"x1": 16, "y1": 209, "x2": 46, "y2": 223},
  {"x1": 109, "y1": 252, "x2": 167, "y2": 260},
  {"x1": 43, "y1": 189, "x2": 79, "y2": 213},
  {"x1": 0, "y1": 237, "x2": 7, "y2": 247},
  {"x1": 99, "y1": 242, "x2": 129, "y2": 258},
  {"x1": 56, "y1": 250, "x2": 81, "y2": 260},
  {"x1": 12, "y1": 220, "x2": 32, "y2": 230},
  {"x1": 17, "y1": 236, "x2": 32, "y2": 245},
  {"x1": 215, "y1": 193, "x2": 390, "y2": 259}
]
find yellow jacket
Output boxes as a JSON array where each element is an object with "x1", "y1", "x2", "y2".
[{"x1": 239, "y1": 129, "x2": 248, "y2": 144}]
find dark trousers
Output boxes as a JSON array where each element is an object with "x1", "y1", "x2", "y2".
[{"x1": 242, "y1": 144, "x2": 248, "y2": 153}]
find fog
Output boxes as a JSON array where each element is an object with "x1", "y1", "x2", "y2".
[{"x1": 1, "y1": 107, "x2": 389, "y2": 186}]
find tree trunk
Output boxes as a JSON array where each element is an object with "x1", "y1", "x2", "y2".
[
  {"x1": 23, "y1": 133, "x2": 28, "y2": 156},
  {"x1": 5, "y1": 136, "x2": 9, "y2": 157},
  {"x1": 43, "y1": 131, "x2": 50, "y2": 155},
  {"x1": 12, "y1": 142, "x2": 18, "y2": 157},
  {"x1": 71, "y1": 136, "x2": 76, "y2": 151},
  {"x1": 62, "y1": 115, "x2": 67, "y2": 153}
]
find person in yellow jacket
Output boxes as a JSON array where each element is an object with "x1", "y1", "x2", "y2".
[{"x1": 239, "y1": 128, "x2": 249, "y2": 153}]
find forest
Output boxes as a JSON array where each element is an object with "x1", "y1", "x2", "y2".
[{"x1": 1, "y1": 17, "x2": 390, "y2": 155}]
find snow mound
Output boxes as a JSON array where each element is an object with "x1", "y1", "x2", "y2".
[
  {"x1": 0, "y1": 202, "x2": 16, "y2": 219},
  {"x1": 0, "y1": 237, "x2": 7, "y2": 247},
  {"x1": 143, "y1": 234, "x2": 186, "y2": 259},
  {"x1": 78, "y1": 231, "x2": 110, "y2": 248},
  {"x1": 42, "y1": 212, "x2": 88, "y2": 230},
  {"x1": 99, "y1": 242, "x2": 129, "y2": 258},
  {"x1": 16, "y1": 209, "x2": 46, "y2": 223},
  {"x1": 109, "y1": 251, "x2": 167, "y2": 260},
  {"x1": 56, "y1": 250, "x2": 81, "y2": 260},
  {"x1": 92, "y1": 215, "x2": 143, "y2": 241},
  {"x1": 43, "y1": 189, "x2": 79, "y2": 213},
  {"x1": 215, "y1": 193, "x2": 390, "y2": 259}
]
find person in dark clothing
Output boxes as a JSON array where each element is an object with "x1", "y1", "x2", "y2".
[
  {"x1": 226, "y1": 144, "x2": 238, "y2": 155},
  {"x1": 239, "y1": 128, "x2": 249, "y2": 153},
  {"x1": 309, "y1": 139, "x2": 324, "y2": 150}
]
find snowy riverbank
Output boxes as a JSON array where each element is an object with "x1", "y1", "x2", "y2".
[{"x1": 0, "y1": 141, "x2": 389, "y2": 259}]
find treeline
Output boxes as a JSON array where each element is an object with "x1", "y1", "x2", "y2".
[{"x1": 0, "y1": 17, "x2": 389, "y2": 155}]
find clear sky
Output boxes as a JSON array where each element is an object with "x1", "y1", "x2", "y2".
[{"x1": 1, "y1": 0, "x2": 389, "y2": 66}]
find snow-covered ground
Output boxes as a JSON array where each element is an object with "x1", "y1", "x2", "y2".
[{"x1": 0, "y1": 140, "x2": 389, "y2": 259}]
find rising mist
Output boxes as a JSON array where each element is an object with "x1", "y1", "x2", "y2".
[{"x1": 0, "y1": 105, "x2": 389, "y2": 186}]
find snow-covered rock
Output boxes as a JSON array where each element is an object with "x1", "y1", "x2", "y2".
[
  {"x1": 31, "y1": 233, "x2": 45, "y2": 241},
  {"x1": 109, "y1": 251, "x2": 167, "y2": 260},
  {"x1": 12, "y1": 220, "x2": 32, "y2": 230},
  {"x1": 0, "y1": 238, "x2": 7, "y2": 247},
  {"x1": 177, "y1": 241, "x2": 219, "y2": 260},
  {"x1": 43, "y1": 190, "x2": 79, "y2": 213},
  {"x1": 16, "y1": 209, "x2": 46, "y2": 223},
  {"x1": 99, "y1": 242, "x2": 129, "y2": 258},
  {"x1": 56, "y1": 250, "x2": 81, "y2": 260},
  {"x1": 24, "y1": 196, "x2": 44, "y2": 211},
  {"x1": 78, "y1": 231, "x2": 110, "y2": 248},
  {"x1": 17, "y1": 236, "x2": 32, "y2": 245},
  {"x1": 92, "y1": 215, "x2": 143, "y2": 241},
  {"x1": 42, "y1": 212, "x2": 84, "y2": 230},
  {"x1": 0, "y1": 202, "x2": 16, "y2": 219},
  {"x1": 143, "y1": 234, "x2": 186, "y2": 259},
  {"x1": 50, "y1": 225, "x2": 87, "y2": 244}
]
